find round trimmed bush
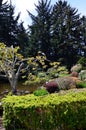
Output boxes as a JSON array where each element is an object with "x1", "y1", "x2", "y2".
[
  {"x1": 44, "y1": 81, "x2": 59, "y2": 93},
  {"x1": 71, "y1": 71, "x2": 79, "y2": 77},
  {"x1": 33, "y1": 88, "x2": 48, "y2": 96}
]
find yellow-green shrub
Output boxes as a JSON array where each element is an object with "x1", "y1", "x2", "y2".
[{"x1": 2, "y1": 91, "x2": 86, "y2": 130}]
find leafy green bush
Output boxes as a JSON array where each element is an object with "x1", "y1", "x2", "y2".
[
  {"x1": 2, "y1": 91, "x2": 86, "y2": 130},
  {"x1": 33, "y1": 88, "x2": 48, "y2": 96},
  {"x1": 76, "y1": 81, "x2": 86, "y2": 88},
  {"x1": 47, "y1": 66, "x2": 68, "y2": 79},
  {"x1": 25, "y1": 56, "x2": 68, "y2": 86}
]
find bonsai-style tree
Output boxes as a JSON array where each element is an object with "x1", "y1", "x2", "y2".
[{"x1": 0, "y1": 43, "x2": 28, "y2": 94}]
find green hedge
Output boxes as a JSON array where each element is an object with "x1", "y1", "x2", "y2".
[{"x1": 2, "y1": 91, "x2": 86, "y2": 130}]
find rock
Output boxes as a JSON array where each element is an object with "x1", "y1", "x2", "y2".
[{"x1": 24, "y1": 90, "x2": 30, "y2": 94}]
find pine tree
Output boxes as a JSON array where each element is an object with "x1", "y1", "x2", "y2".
[
  {"x1": 0, "y1": 0, "x2": 20, "y2": 46},
  {"x1": 0, "y1": 0, "x2": 29, "y2": 57},
  {"x1": 28, "y1": 0, "x2": 52, "y2": 58},
  {"x1": 16, "y1": 22, "x2": 29, "y2": 57},
  {"x1": 51, "y1": 0, "x2": 82, "y2": 69}
]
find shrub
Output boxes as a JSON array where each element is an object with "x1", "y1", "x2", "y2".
[
  {"x1": 44, "y1": 81, "x2": 59, "y2": 93},
  {"x1": 71, "y1": 71, "x2": 79, "y2": 77},
  {"x1": 47, "y1": 66, "x2": 68, "y2": 78},
  {"x1": 76, "y1": 81, "x2": 86, "y2": 88},
  {"x1": 46, "y1": 69, "x2": 59, "y2": 78},
  {"x1": 2, "y1": 91, "x2": 86, "y2": 130},
  {"x1": 25, "y1": 72, "x2": 49, "y2": 87},
  {"x1": 33, "y1": 88, "x2": 48, "y2": 96},
  {"x1": 55, "y1": 76, "x2": 77, "y2": 90},
  {"x1": 79, "y1": 70, "x2": 86, "y2": 81},
  {"x1": 44, "y1": 76, "x2": 79, "y2": 93},
  {"x1": 78, "y1": 57, "x2": 86, "y2": 67},
  {"x1": 71, "y1": 64, "x2": 82, "y2": 73}
]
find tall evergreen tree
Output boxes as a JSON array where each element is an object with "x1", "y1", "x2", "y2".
[
  {"x1": 28, "y1": 0, "x2": 52, "y2": 58},
  {"x1": 52, "y1": 0, "x2": 82, "y2": 69},
  {"x1": 0, "y1": 0, "x2": 29, "y2": 57},
  {"x1": 16, "y1": 22, "x2": 30, "y2": 57},
  {"x1": 0, "y1": 0, "x2": 20, "y2": 46}
]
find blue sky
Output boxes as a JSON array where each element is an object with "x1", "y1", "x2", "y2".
[
  {"x1": 52, "y1": 0, "x2": 86, "y2": 16},
  {"x1": 3, "y1": 0, "x2": 86, "y2": 28},
  {"x1": 66, "y1": 0, "x2": 86, "y2": 16}
]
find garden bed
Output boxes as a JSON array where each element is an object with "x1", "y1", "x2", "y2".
[{"x1": 2, "y1": 88, "x2": 86, "y2": 130}]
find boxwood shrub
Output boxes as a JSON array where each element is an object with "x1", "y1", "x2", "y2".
[
  {"x1": 2, "y1": 91, "x2": 86, "y2": 130},
  {"x1": 33, "y1": 88, "x2": 49, "y2": 96}
]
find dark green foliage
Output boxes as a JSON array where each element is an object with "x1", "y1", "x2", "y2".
[
  {"x1": 76, "y1": 81, "x2": 86, "y2": 88},
  {"x1": 16, "y1": 22, "x2": 30, "y2": 57},
  {"x1": 2, "y1": 91, "x2": 86, "y2": 130},
  {"x1": 0, "y1": 0, "x2": 29, "y2": 57},
  {"x1": 33, "y1": 88, "x2": 48, "y2": 96},
  {"x1": 27, "y1": 0, "x2": 86, "y2": 69},
  {"x1": 1, "y1": 0, "x2": 86, "y2": 69},
  {"x1": 51, "y1": 0, "x2": 82, "y2": 69},
  {"x1": 28, "y1": 0, "x2": 52, "y2": 58},
  {"x1": 78, "y1": 57, "x2": 86, "y2": 67},
  {"x1": 0, "y1": 1, "x2": 19, "y2": 46}
]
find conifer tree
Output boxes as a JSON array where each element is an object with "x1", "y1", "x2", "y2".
[
  {"x1": 28, "y1": 0, "x2": 52, "y2": 58},
  {"x1": 52, "y1": 0, "x2": 82, "y2": 69},
  {"x1": 0, "y1": 0, "x2": 20, "y2": 46},
  {"x1": 0, "y1": 0, "x2": 29, "y2": 57}
]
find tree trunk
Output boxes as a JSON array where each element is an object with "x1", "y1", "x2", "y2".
[
  {"x1": 12, "y1": 87, "x2": 17, "y2": 95},
  {"x1": 11, "y1": 77, "x2": 18, "y2": 95}
]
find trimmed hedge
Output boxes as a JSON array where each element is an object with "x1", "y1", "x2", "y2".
[{"x1": 2, "y1": 91, "x2": 86, "y2": 130}]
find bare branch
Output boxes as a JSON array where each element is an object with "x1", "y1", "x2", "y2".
[{"x1": 16, "y1": 62, "x2": 24, "y2": 79}]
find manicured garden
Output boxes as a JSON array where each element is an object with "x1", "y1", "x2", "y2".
[
  {"x1": 1, "y1": 42, "x2": 86, "y2": 129},
  {"x1": 1, "y1": 0, "x2": 86, "y2": 129},
  {"x1": 2, "y1": 90, "x2": 86, "y2": 130}
]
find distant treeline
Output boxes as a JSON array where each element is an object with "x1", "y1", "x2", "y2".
[{"x1": 0, "y1": 0, "x2": 86, "y2": 70}]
